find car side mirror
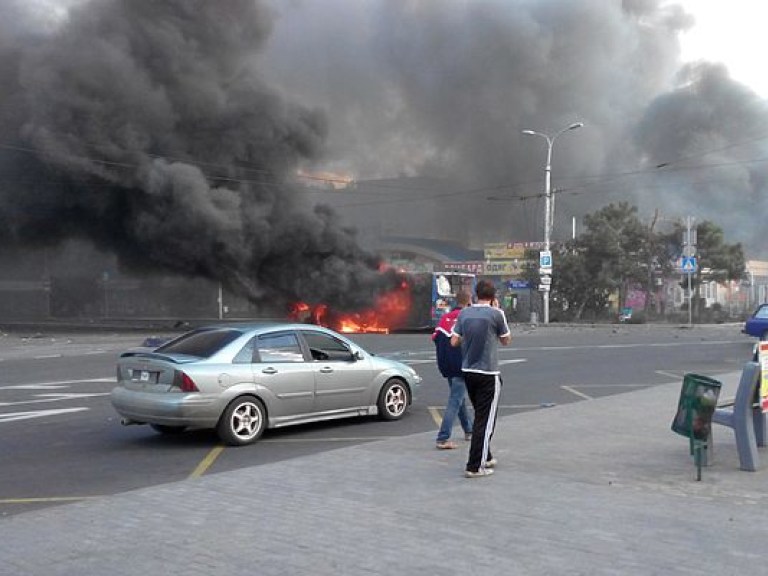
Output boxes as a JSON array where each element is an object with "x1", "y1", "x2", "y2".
[{"x1": 353, "y1": 350, "x2": 364, "y2": 361}]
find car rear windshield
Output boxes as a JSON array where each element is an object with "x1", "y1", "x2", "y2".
[
  {"x1": 755, "y1": 306, "x2": 768, "y2": 319},
  {"x1": 156, "y1": 329, "x2": 243, "y2": 358}
]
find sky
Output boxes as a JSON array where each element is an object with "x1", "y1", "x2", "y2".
[{"x1": 674, "y1": 0, "x2": 768, "y2": 97}]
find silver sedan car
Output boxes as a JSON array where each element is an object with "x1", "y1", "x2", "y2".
[{"x1": 110, "y1": 323, "x2": 421, "y2": 445}]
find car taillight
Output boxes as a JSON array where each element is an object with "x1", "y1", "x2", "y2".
[{"x1": 174, "y1": 370, "x2": 199, "y2": 392}]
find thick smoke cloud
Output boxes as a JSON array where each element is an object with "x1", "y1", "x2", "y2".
[
  {"x1": 261, "y1": 1, "x2": 684, "y2": 236},
  {"x1": 634, "y1": 62, "x2": 768, "y2": 249},
  {"x1": 261, "y1": 0, "x2": 767, "y2": 253},
  {"x1": 0, "y1": 0, "x2": 397, "y2": 310},
  {"x1": 3, "y1": 0, "x2": 766, "y2": 313}
]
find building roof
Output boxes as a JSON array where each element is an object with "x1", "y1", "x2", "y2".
[{"x1": 378, "y1": 236, "x2": 483, "y2": 263}]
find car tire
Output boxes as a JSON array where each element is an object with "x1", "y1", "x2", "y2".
[
  {"x1": 761, "y1": 331, "x2": 768, "y2": 341},
  {"x1": 150, "y1": 424, "x2": 187, "y2": 435},
  {"x1": 377, "y1": 379, "x2": 410, "y2": 421},
  {"x1": 217, "y1": 396, "x2": 267, "y2": 446}
]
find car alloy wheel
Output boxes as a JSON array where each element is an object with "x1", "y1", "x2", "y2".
[
  {"x1": 217, "y1": 396, "x2": 266, "y2": 446},
  {"x1": 377, "y1": 379, "x2": 409, "y2": 421}
]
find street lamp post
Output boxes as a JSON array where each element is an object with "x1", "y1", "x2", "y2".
[{"x1": 522, "y1": 121, "x2": 583, "y2": 324}]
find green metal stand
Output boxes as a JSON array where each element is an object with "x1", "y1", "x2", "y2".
[{"x1": 671, "y1": 373, "x2": 722, "y2": 481}]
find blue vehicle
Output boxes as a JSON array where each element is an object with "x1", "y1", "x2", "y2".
[{"x1": 743, "y1": 303, "x2": 768, "y2": 340}]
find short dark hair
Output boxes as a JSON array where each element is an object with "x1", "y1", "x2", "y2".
[
  {"x1": 475, "y1": 279, "x2": 496, "y2": 301},
  {"x1": 456, "y1": 291, "x2": 471, "y2": 307}
]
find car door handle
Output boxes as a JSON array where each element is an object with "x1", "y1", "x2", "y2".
[
  {"x1": 261, "y1": 367, "x2": 278, "y2": 374},
  {"x1": 319, "y1": 367, "x2": 334, "y2": 374}
]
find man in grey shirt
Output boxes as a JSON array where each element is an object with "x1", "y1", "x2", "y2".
[{"x1": 451, "y1": 279, "x2": 511, "y2": 478}]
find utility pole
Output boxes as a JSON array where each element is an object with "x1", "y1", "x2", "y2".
[
  {"x1": 218, "y1": 282, "x2": 224, "y2": 320},
  {"x1": 682, "y1": 216, "x2": 697, "y2": 328},
  {"x1": 522, "y1": 122, "x2": 584, "y2": 324}
]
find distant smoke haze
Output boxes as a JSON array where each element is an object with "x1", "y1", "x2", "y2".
[
  {"x1": 1, "y1": 0, "x2": 766, "y2": 313},
  {"x1": 262, "y1": 0, "x2": 768, "y2": 253}
]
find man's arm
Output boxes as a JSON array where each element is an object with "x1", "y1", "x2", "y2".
[
  {"x1": 499, "y1": 334, "x2": 512, "y2": 346},
  {"x1": 450, "y1": 311, "x2": 463, "y2": 347}
]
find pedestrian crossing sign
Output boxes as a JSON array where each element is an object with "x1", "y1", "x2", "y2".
[{"x1": 681, "y1": 256, "x2": 697, "y2": 273}]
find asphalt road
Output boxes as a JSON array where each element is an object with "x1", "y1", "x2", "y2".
[{"x1": 0, "y1": 323, "x2": 755, "y2": 517}]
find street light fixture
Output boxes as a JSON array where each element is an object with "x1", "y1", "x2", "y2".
[{"x1": 522, "y1": 121, "x2": 584, "y2": 324}]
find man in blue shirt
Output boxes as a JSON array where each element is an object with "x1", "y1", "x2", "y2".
[{"x1": 451, "y1": 279, "x2": 511, "y2": 478}]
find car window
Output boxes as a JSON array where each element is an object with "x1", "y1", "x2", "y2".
[
  {"x1": 157, "y1": 329, "x2": 243, "y2": 358},
  {"x1": 256, "y1": 332, "x2": 305, "y2": 363},
  {"x1": 232, "y1": 337, "x2": 257, "y2": 364},
  {"x1": 302, "y1": 331, "x2": 353, "y2": 361},
  {"x1": 755, "y1": 306, "x2": 768, "y2": 319}
]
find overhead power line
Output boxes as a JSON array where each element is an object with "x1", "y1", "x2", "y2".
[{"x1": 3, "y1": 128, "x2": 768, "y2": 208}]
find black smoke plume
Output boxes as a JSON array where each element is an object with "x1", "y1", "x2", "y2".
[
  {"x1": 3, "y1": 0, "x2": 767, "y2": 310},
  {"x1": 0, "y1": 0, "x2": 398, "y2": 311},
  {"x1": 634, "y1": 62, "x2": 768, "y2": 247}
]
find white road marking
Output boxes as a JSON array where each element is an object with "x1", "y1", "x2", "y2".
[
  {"x1": 561, "y1": 385, "x2": 593, "y2": 401},
  {"x1": 1, "y1": 377, "x2": 114, "y2": 388},
  {"x1": 37, "y1": 392, "x2": 111, "y2": 400},
  {"x1": 399, "y1": 358, "x2": 526, "y2": 366},
  {"x1": 0, "y1": 393, "x2": 110, "y2": 407},
  {"x1": 655, "y1": 370, "x2": 682, "y2": 380},
  {"x1": 427, "y1": 404, "x2": 544, "y2": 410},
  {"x1": 575, "y1": 383, "x2": 652, "y2": 388},
  {"x1": 4, "y1": 384, "x2": 69, "y2": 390},
  {"x1": 517, "y1": 340, "x2": 744, "y2": 352},
  {"x1": 33, "y1": 354, "x2": 63, "y2": 359},
  {"x1": 499, "y1": 404, "x2": 545, "y2": 409},
  {"x1": 0, "y1": 407, "x2": 88, "y2": 423},
  {"x1": 261, "y1": 436, "x2": 397, "y2": 443},
  {"x1": 0, "y1": 496, "x2": 99, "y2": 504}
]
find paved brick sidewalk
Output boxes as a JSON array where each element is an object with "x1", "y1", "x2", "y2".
[{"x1": 1, "y1": 369, "x2": 765, "y2": 576}]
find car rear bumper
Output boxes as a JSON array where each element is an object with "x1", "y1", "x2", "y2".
[{"x1": 110, "y1": 387, "x2": 223, "y2": 428}]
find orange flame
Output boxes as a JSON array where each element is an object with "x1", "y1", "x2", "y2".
[{"x1": 289, "y1": 280, "x2": 411, "y2": 334}]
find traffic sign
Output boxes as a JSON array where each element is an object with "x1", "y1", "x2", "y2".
[
  {"x1": 539, "y1": 276, "x2": 552, "y2": 285},
  {"x1": 539, "y1": 250, "x2": 552, "y2": 270},
  {"x1": 681, "y1": 256, "x2": 697, "y2": 273},
  {"x1": 538, "y1": 284, "x2": 550, "y2": 292}
]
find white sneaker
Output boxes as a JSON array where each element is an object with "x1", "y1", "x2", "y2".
[
  {"x1": 484, "y1": 458, "x2": 497, "y2": 469},
  {"x1": 464, "y1": 468, "x2": 494, "y2": 478}
]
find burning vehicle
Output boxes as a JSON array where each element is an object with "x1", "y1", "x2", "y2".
[{"x1": 290, "y1": 271, "x2": 476, "y2": 333}]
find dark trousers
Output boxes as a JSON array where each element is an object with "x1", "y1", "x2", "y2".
[{"x1": 464, "y1": 372, "x2": 502, "y2": 472}]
